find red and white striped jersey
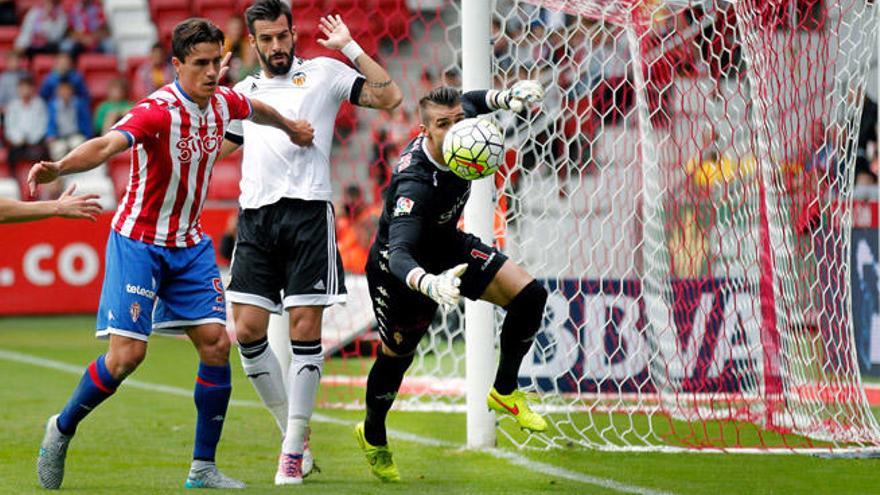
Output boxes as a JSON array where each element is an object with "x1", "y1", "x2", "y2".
[{"x1": 111, "y1": 81, "x2": 252, "y2": 247}]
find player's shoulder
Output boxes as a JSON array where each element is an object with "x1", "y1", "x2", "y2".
[
  {"x1": 215, "y1": 84, "x2": 244, "y2": 100},
  {"x1": 306, "y1": 55, "x2": 355, "y2": 74},
  {"x1": 395, "y1": 137, "x2": 435, "y2": 184},
  {"x1": 232, "y1": 76, "x2": 257, "y2": 94},
  {"x1": 131, "y1": 87, "x2": 177, "y2": 114}
]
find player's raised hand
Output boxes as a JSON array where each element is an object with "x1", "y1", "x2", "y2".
[
  {"x1": 286, "y1": 119, "x2": 314, "y2": 147},
  {"x1": 316, "y1": 15, "x2": 353, "y2": 50},
  {"x1": 498, "y1": 80, "x2": 545, "y2": 113},
  {"x1": 218, "y1": 51, "x2": 232, "y2": 81},
  {"x1": 418, "y1": 263, "x2": 468, "y2": 311},
  {"x1": 27, "y1": 161, "x2": 62, "y2": 197},
  {"x1": 54, "y1": 183, "x2": 101, "y2": 221}
]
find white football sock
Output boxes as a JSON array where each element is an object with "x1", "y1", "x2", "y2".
[
  {"x1": 239, "y1": 342, "x2": 288, "y2": 435},
  {"x1": 282, "y1": 345, "x2": 323, "y2": 454}
]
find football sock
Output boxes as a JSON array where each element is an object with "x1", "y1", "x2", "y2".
[
  {"x1": 493, "y1": 280, "x2": 548, "y2": 395},
  {"x1": 56, "y1": 354, "x2": 121, "y2": 435},
  {"x1": 364, "y1": 349, "x2": 414, "y2": 446},
  {"x1": 238, "y1": 336, "x2": 288, "y2": 434},
  {"x1": 193, "y1": 362, "x2": 232, "y2": 462},
  {"x1": 282, "y1": 340, "x2": 323, "y2": 454}
]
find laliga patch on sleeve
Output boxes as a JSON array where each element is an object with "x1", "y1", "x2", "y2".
[{"x1": 394, "y1": 196, "x2": 415, "y2": 217}]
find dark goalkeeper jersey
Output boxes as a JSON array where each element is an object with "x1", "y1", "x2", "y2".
[{"x1": 369, "y1": 90, "x2": 493, "y2": 285}]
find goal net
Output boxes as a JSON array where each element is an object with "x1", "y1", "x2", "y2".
[
  {"x1": 481, "y1": 0, "x2": 880, "y2": 451},
  {"x1": 299, "y1": 0, "x2": 880, "y2": 452}
]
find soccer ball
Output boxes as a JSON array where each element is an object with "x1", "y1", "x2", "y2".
[{"x1": 442, "y1": 117, "x2": 504, "y2": 180}]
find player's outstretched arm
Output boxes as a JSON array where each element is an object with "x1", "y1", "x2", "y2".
[
  {"x1": 248, "y1": 97, "x2": 315, "y2": 147},
  {"x1": 486, "y1": 80, "x2": 545, "y2": 113},
  {"x1": 317, "y1": 14, "x2": 402, "y2": 110},
  {"x1": 27, "y1": 131, "x2": 130, "y2": 197},
  {"x1": 0, "y1": 183, "x2": 100, "y2": 223}
]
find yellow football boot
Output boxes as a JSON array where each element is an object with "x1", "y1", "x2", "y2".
[
  {"x1": 487, "y1": 387, "x2": 548, "y2": 432},
  {"x1": 354, "y1": 422, "x2": 401, "y2": 482}
]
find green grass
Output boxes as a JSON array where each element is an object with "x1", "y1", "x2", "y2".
[{"x1": 1, "y1": 316, "x2": 880, "y2": 494}]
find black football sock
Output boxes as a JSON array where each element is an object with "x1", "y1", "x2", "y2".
[
  {"x1": 493, "y1": 280, "x2": 548, "y2": 395},
  {"x1": 364, "y1": 348, "x2": 414, "y2": 446}
]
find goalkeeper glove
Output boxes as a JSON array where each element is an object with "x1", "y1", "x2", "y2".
[
  {"x1": 493, "y1": 80, "x2": 545, "y2": 113},
  {"x1": 411, "y1": 263, "x2": 468, "y2": 310}
]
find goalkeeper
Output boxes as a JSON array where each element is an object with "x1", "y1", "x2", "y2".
[{"x1": 356, "y1": 81, "x2": 548, "y2": 482}]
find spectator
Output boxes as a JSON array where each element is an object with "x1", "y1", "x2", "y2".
[
  {"x1": 222, "y1": 17, "x2": 247, "y2": 84},
  {"x1": 39, "y1": 52, "x2": 90, "y2": 103},
  {"x1": 133, "y1": 42, "x2": 174, "y2": 99},
  {"x1": 0, "y1": 0, "x2": 15, "y2": 25},
  {"x1": 491, "y1": 17, "x2": 511, "y2": 71},
  {"x1": 0, "y1": 52, "x2": 29, "y2": 110},
  {"x1": 419, "y1": 67, "x2": 436, "y2": 96},
  {"x1": 46, "y1": 79, "x2": 91, "y2": 161},
  {"x1": 62, "y1": 0, "x2": 113, "y2": 57},
  {"x1": 15, "y1": 0, "x2": 68, "y2": 57},
  {"x1": 5, "y1": 76, "x2": 48, "y2": 168},
  {"x1": 336, "y1": 183, "x2": 379, "y2": 274},
  {"x1": 369, "y1": 126, "x2": 396, "y2": 204},
  {"x1": 234, "y1": 42, "x2": 259, "y2": 82},
  {"x1": 223, "y1": 17, "x2": 247, "y2": 60},
  {"x1": 93, "y1": 77, "x2": 132, "y2": 135},
  {"x1": 442, "y1": 67, "x2": 461, "y2": 87}
]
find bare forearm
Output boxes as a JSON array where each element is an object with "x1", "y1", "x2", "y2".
[
  {"x1": 58, "y1": 135, "x2": 125, "y2": 176},
  {"x1": 0, "y1": 197, "x2": 56, "y2": 223},
  {"x1": 353, "y1": 53, "x2": 402, "y2": 110},
  {"x1": 249, "y1": 99, "x2": 288, "y2": 129},
  {"x1": 218, "y1": 139, "x2": 241, "y2": 160}
]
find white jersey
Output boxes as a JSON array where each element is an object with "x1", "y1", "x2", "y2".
[{"x1": 228, "y1": 57, "x2": 363, "y2": 208}]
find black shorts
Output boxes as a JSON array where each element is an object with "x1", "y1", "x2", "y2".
[
  {"x1": 227, "y1": 198, "x2": 346, "y2": 313},
  {"x1": 366, "y1": 231, "x2": 507, "y2": 355}
]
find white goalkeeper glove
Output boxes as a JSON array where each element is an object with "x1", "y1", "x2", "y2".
[
  {"x1": 494, "y1": 80, "x2": 545, "y2": 113},
  {"x1": 411, "y1": 263, "x2": 468, "y2": 310}
]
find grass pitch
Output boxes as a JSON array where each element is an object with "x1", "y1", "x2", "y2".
[{"x1": 1, "y1": 316, "x2": 879, "y2": 494}]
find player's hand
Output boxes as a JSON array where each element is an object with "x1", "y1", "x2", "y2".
[
  {"x1": 287, "y1": 119, "x2": 314, "y2": 147},
  {"x1": 417, "y1": 263, "x2": 468, "y2": 310},
  {"x1": 316, "y1": 15, "x2": 353, "y2": 50},
  {"x1": 218, "y1": 51, "x2": 232, "y2": 81},
  {"x1": 53, "y1": 183, "x2": 101, "y2": 221},
  {"x1": 27, "y1": 160, "x2": 62, "y2": 197},
  {"x1": 499, "y1": 80, "x2": 545, "y2": 113}
]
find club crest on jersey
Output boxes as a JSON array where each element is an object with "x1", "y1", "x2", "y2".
[
  {"x1": 394, "y1": 197, "x2": 414, "y2": 217},
  {"x1": 130, "y1": 302, "x2": 141, "y2": 322},
  {"x1": 291, "y1": 71, "x2": 307, "y2": 86}
]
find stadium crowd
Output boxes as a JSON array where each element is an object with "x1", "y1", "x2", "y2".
[{"x1": 1, "y1": 0, "x2": 876, "y2": 276}]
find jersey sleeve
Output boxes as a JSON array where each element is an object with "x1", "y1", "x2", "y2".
[
  {"x1": 322, "y1": 57, "x2": 365, "y2": 104},
  {"x1": 219, "y1": 86, "x2": 253, "y2": 120},
  {"x1": 387, "y1": 176, "x2": 434, "y2": 284},
  {"x1": 111, "y1": 101, "x2": 166, "y2": 146},
  {"x1": 224, "y1": 81, "x2": 247, "y2": 144},
  {"x1": 461, "y1": 90, "x2": 493, "y2": 118},
  {"x1": 225, "y1": 117, "x2": 244, "y2": 144}
]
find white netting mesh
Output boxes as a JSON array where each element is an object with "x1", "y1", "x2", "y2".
[{"x1": 314, "y1": 0, "x2": 880, "y2": 452}]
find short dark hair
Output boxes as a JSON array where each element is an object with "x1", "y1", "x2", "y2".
[
  {"x1": 245, "y1": 0, "x2": 292, "y2": 35},
  {"x1": 418, "y1": 86, "x2": 461, "y2": 123},
  {"x1": 171, "y1": 18, "x2": 225, "y2": 62},
  {"x1": 18, "y1": 75, "x2": 34, "y2": 87}
]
